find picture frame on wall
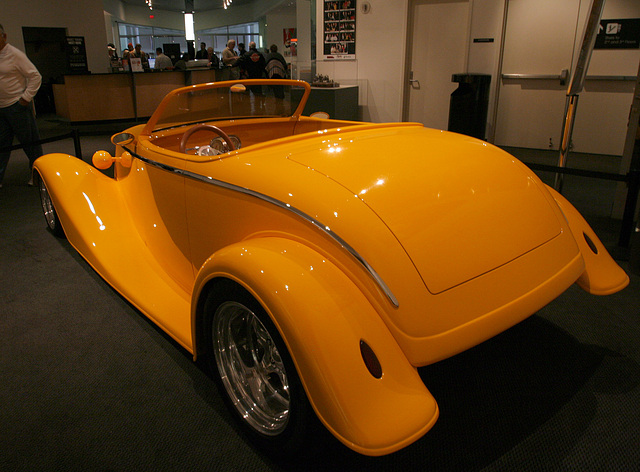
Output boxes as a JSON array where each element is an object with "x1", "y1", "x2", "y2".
[{"x1": 323, "y1": 0, "x2": 356, "y2": 60}]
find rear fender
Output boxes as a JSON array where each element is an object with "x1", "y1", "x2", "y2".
[
  {"x1": 192, "y1": 237, "x2": 438, "y2": 456},
  {"x1": 547, "y1": 186, "x2": 629, "y2": 295}
]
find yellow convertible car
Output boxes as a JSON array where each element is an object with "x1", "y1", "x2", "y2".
[{"x1": 34, "y1": 79, "x2": 628, "y2": 456}]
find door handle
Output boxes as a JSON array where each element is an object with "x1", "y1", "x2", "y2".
[
  {"x1": 501, "y1": 68, "x2": 570, "y2": 86},
  {"x1": 409, "y1": 71, "x2": 420, "y2": 88}
]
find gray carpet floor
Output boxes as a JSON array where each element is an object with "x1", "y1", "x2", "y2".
[{"x1": 1, "y1": 120, "x2": 639, "y2": 471}]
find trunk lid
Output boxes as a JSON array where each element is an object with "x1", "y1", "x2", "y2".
[{"x1": 289, "y1": 125, "x2": 561, "y2": 294}]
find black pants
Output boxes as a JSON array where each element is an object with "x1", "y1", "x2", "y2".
[{"x1": 0, "y1": 101, "x2": 43, "y2": 184}]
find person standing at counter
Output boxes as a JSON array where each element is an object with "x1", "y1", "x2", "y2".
[
  {"x1": 108, "y1": 43, "x2": 122, "y2": 71},
  {"x1": 195, "y1": 42, "x2": 208, "y2": 60},
  {"x1": 173, "y1": 53, "x2": 189, "y2": 71},
  {"x1": 237, "y1": 41, "x2": 266, "y2": 80},
  {"x1": 107, "y1": 43, "x2": 118, "y2": 61},
  {"x1": 122, "y1": 43, "x2": 133, "y2": 60},
  {"x1": 154, "y1": 47, "x2": 173, "y2": 70},
  {"x1": 0, "y1": 23, "x2": 43, "y2": 188},
  {"x1": 265, "y1": 44, "x2": 287, "y2": 79},
  {"x1": 265, "y1": 44, "x2": 288, "y2": 101},
  {"x1": 206, "y1": 47, "x2": 219, "y2": 69},
  {"x1": 222, "y1": 39, "x2": 239, "y2": 80},
  {"x1": 130, "y1": 44, "x2": 149, "y2": 69}
]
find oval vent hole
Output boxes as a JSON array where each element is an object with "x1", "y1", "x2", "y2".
[
  {"x1": 583, "y1": 232, "x2": 598, "y2": 255},
  {"x1": 360, "y1": 340, "x2": 382, "y2": 379}
]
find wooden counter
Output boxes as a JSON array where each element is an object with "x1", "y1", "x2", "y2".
[
  {"x1": 188, "y1": 69, "x2": 219, "y2": 86},
  {"x1": 53, "y1": 69, "x2": 221, "y2": 123},
  {"x1": 132, "y1": 72, "x2": 186, "y2": 118},
  {"x1": 53, "y1": 74, "x2": 135, "y2": 122}
]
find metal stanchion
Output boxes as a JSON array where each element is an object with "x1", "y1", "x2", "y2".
[
  {"x1": 72, "y1": 128, "x2": 82, "y2": 159},
  {"x1": 555, "y1": 94, "x2": 579, "y2": 192},
  {"x1": 619, "y1": 168, "x2": 640, "y2": 248},
  {"x1": 616, "y1": 61, "x2": 640, "y2": 249},
  {"x1": 555, "y1": 0, "x2": 605, "y2": 192}
]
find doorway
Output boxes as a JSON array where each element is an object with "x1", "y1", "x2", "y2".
[
  {"x1": 22, "y1": 27, "x2": 68, "y2": 115},
  {"x1": 493, "y1": 0, "x2": 581, "y2": 151},
  {"x1": 404, "y1": 0, "x2": 470, "y2": 130}
]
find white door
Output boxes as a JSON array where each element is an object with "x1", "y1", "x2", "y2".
[
  {"x1": 495, "y1": 0, "x2": 640, "y2": 154},
  {"x1": 406, "y1": 0, "x2": 470, "y2": 130},
  {"x1": 494, "y1": 0, "x2": 581, "y2": 150}
]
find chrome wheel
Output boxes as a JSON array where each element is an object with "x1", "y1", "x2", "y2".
[
  {"x1": 39, "y1": 179, "x2": 55, "y2": 228},
  {"x1": 213, "y1": 301, "x2": 290, "y2": 436},
  {"x1": 39, "y1": 178, "x2": 64, "y2": 237}
]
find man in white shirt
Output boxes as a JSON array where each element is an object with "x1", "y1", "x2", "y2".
[
  {"x1": 154, "y1": 48, "x2": 174, "y2": 70},
  {"x1": 221, "y1": 39, "x2": 239, "y2": 80},
  {"x1": 0, "y1": 23, "x2": 43, "y2": 187}
]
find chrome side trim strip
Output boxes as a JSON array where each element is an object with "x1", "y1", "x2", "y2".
[{"x1": 125, "y1": 146, "x2": 400, "y2": 307}]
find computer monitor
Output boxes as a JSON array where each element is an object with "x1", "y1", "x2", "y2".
[{"x1": 163, "y1": 43, "x2": 181, "y2": 64}]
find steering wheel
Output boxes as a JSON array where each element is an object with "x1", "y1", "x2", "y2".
[{"x1": 179, "y1": 124, "x2": 236, "y2": 153}]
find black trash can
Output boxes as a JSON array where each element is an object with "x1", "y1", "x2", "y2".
[{"x1": 448, "y1": 73, "x2": 491, "y2": 140}]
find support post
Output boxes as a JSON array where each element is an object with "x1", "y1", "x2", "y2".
[
  {"x1": 555, "y1": 0, "x2": 606, "y2": 192},
  {"x1": 72, "y1": 128, "x2": 82, "y2": 160}
]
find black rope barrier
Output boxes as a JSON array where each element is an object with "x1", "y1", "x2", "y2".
[
  {"x1": 0, "y1": 129, "x2": 82, "y2": 158},
  {"x1": 523, "y1": 162, "x2": 629, "y2": 182},
  {"x1": 523, "y1": 161, "x2": 639, "y2": 248}
]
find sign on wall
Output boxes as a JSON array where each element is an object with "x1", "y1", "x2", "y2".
[
  {"x1": 594, "y1": 18, "x2": 640, "y2": 49},
  {"x1": 323, "y1": 0, "x2": 356, "y2": 60},
  {"x1": 65, "y1": 36, "x2": 88, "y2": 74},
  {"x1": 283, "y1": 28, "x2": 297, "y2": 57}
]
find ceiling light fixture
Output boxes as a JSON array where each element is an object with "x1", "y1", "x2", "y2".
[
  {"x1": 145, "y1": 0, "x2": 153, "y2": 10},
  {"x1": 184, "y1": 12, "x2": 195, "y2": 41},
  {"x1": 223, "y1": 0, "x2": 233, "y2": 9}
]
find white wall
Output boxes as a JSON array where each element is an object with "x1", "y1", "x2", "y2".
[
  {"x1": 492, "y1": 0, "x2": 639, "y2": 155},
  {"x1": 314, "y1": 0, "x2": 504, "y2": 124},
  {"x1": 314, "y1": 0, "x2": 638, "y2": 156},
  {"x1": 572, "y1": 0, "x2": 640, "y2": 155},
  {"x1": 295, "y1": 0, "x2": 313, "y2": 80},
  {"x1": 316, "y1": 0, "x2": 410, "y2": 123},
  {"x1": 466, "y1": 0, "x2": 506, "y2": 141},
  {"x1": 3, "y1": 0, "x2": 109, "y2": 73},
  {"x1": 265, "y1": 8, "x2": 296, "y2": 59},
  {"x1": 312, "y1": 0, "x2": 505, "y2": 125},
  {"x1": 4, "y1": 0, "x2": 637, "y2": 155}
]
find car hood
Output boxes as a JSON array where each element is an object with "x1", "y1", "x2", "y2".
[{"x1": 288, "y1": 125, "x2": 561, "y2": 294}]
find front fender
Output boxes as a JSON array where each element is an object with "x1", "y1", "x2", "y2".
[
  {"x1": 33, "y1": 153, "x2": 114, "y2": 249},
  {"x1": 34, "y1": 153, "x2": 194, "y2": 351},
  {"x1": 192, "y1": 237, "x2": 438, "y2": 456},
  {"x1": 547, "y1": 186, "x2": 629, "y2": 295}
]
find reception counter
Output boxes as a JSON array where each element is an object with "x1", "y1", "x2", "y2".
[{"x1": 53, "y1": 69, "x2": 221, "y2": 123}]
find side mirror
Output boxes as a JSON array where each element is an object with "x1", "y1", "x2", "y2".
[
  {"x1": 111, "y1": 132, "x2": 135, "y2": 146},
  {"x1": 230, "y1": 84, "x2": 247, "y2": 93},
  {"x1": 92, "y1": 150, "x2": 133, "y2": 169}
]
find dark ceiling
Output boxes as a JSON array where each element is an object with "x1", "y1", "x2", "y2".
[{"x1": 120, "y1": 0, "x2": 259, "y2": 13}]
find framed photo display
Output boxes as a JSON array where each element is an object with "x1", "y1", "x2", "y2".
[{"x1": 323, "y1": 0, "x2": 356, "y2": 60}]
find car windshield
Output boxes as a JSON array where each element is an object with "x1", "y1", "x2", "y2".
[{"x1": 145, "y1": 79, "x2": 310, "y2": 133}]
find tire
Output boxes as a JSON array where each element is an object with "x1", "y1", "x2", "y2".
[
  {"x1": 203, "y1": 280, "x2": 319, "y2": 456},
  {"x1": 38, "y1": 176, "x2": 65, "y2": 238}
]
